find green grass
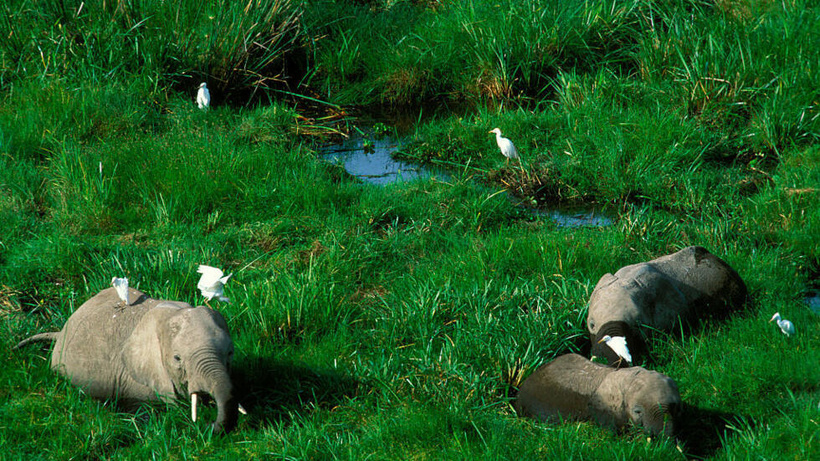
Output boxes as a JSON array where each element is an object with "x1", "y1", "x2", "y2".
[{"x1": 2, "y1": 0, "x2": 819, "y2": 459}]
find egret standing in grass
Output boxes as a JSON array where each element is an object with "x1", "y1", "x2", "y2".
[
  {"x1": 598, "y1": 335, "x2": 633, "y2": 366},
  {"x1": 197, "y1": 264, "x2": 231, "y2": 305},
  {"x1": 770, "y1": 312, "x2": 795, "y2": 336},
  {"x1": 111, "y1": 277, "x2": 130, "y2": 305},
  {"x1": 196, "y1": 82, "x2": 210, "y2": 109},
  {"x1": 489, "y1": 128, "x2": 519, "y2": 165}
]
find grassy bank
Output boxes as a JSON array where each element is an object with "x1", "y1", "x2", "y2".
[{"x1": 2, "y1": 0, "x2": 819, "y2": 459}]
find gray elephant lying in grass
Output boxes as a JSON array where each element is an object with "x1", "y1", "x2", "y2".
[
  {"x1": 587, "y1": 246, "x2": 748, "y2": 366},
  {"x1": 515, "y1": 354, "x2": 681, "y2": 437},
  {"x1": 16, "y1": 287, "x2": 240, "y2": 434}
]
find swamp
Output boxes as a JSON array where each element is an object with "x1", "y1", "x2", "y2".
[{"x1": 1, "y1": 0, "x2": 818, "y2": 459}]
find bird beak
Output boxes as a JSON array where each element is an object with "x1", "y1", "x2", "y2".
[{"x1": 597, "y1": 338, "x2": 605, "y2": 344}]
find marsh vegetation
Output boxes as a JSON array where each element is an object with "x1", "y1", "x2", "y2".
[{"x1": 1, "y1": 0, "x2": 818, "y2": 459}]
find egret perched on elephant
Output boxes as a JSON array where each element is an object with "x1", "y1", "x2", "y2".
[{"x1": 111, "y1": 277, "x2": 130, "y2": 305}]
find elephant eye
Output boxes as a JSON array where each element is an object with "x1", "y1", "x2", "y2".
[
  {"x1": 633, "y1": 407, "x2": 643, "y2": 414},
  {"x1": 173, "y1": 355, "x2": 181, "y2": 362}
]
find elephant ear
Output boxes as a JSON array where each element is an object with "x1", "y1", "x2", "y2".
[
  {"x1": 587, "y1": 273, "x2": 618, "y2": 333},
  {"x1": 121, "y1": 306, "x2": 180, "y2": 400},
  {"x1": 592, "y1": 272, "x2": 617, "y2": 291}
]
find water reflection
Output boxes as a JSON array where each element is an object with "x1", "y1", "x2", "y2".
[
  {"x1": 320, "y1": 131, "x2": 446, "y2": 185},
  {"x1": 519, "y1": 202, "x2": 613, "y2": 228},
  {"x1": 545, "y1": 208, "x2": 613, "y2": 228}
]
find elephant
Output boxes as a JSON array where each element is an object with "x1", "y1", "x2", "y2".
[
  {"x1": 16, "y1": 287, "x2": 239, "y2": 433},
  {"x1": 515, "y1": 354, "x2": 681, "y2": 437},
  {"x1": 587, "y1": 246, "x2": 748, "y2": 366}
]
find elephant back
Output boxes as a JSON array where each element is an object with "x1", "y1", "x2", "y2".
[
  {"x1": 50, "y1": 287, "x2": 191, "y2": 399},
  {"x1": 515, "y1": 354, "x2": 609, "y2": 422},
  {"x1": 650, "y1": 246, "x2": 748, "y2": 316}
]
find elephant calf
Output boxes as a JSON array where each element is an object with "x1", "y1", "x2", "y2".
[
  {"x1": 16, "y1": 287, "x2": 239, "y2": 433},
  {"x1": 515, "y1": 354, "x2": 681, "y2": 437},
  {"x1": 587, "y1": 246, "x2": 748, "y2": 365}
]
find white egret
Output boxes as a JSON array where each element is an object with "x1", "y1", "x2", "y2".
[
  {"x1": 770, "y1": 312, "x2": 795, "y2": 336},
  {"x1": 111, "y1": 277, "x2": 130, "y2": 305},
  {"x1": 197, "y1": 264, "x2": 231, "y2": 303},
  {"x1": 489, "y1": 128, "x2": 519, "y2": 165},
  {"x1": 598, "y1": 335, "x2": 632, "y2": 365},
  {"x1": 196, "y1": 82, "x2": 210, "y2": 109}
]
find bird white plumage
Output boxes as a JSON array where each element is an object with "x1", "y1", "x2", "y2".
[
  {"x1": 770, "y1": 312, "x2": 795, "y2": 336},
  {"x1": 197, "y1": 265, "x2": 231, "y2": 302},
  {"x1": 489, "y1": 128, "x2": 519, "y2": 163},
  {"x1": 598, "y1": 335, "x2": 633, "y2": 364},
  {"x1": 111, "y1": 277, "x2": 130, "y2": 305},
  {"x1": 196, "y1": 82, "x2": 210, "y2": 109}
]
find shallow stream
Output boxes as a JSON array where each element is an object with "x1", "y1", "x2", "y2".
[
  {"x1": 319, "y1": 125, "x2": 612, "y2": 229},
  {"x1": 320, "y1": 130, "x2": 445, "y2": 185}
]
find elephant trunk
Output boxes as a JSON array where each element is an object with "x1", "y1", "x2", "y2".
[
  {"x1": 189, "y1": 357, "x2": 238, "y2": 434},
  {"x1": 647, "y1": 402, "x2": 679, "y2": 437},
  {"x1": 211, "y1": 383, "x2": 238, "y2": 435}
]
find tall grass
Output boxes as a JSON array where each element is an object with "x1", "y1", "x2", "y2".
[
  {"x1": 0, "y1": 0, "x2": 304, "y2": 99},
  {"x1": 301, "y1": 0, "x2": 648, "y2": 104},
  {"x1": 1, "y1": 0, "x2": 818, "y2": 459}
]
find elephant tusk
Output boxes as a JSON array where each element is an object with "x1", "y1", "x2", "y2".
[
  {"x1": 238, "y1": 403, "x2": 247, "y2": 415},
  {"x1": 191, "y1": 393, "x2": 198, "y2": 422}
]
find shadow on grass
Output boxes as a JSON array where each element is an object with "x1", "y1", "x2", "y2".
[
  {"x1": 676, "y1": 404, "x2": 750, "y2": 460},
  {"x1": 232, "y1": 355, "x2": 364, "y2": 428},
  {"x1": 636, "y1": 295, "x2": 757, "y2": 369}
]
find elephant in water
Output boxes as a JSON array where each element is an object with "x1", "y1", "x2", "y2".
[
  {"x1": 16, "y1": 287, "x2": 239, "y2": 433},
  {"x1": 515, "y1": 354, "x2": 681, "y2": 437},
  {"x1": 587, "y1": 246, "x2": 748, "y2": 366}
]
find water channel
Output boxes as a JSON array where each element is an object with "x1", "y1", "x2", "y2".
[
  {"x1": 320, "y1": 129, "x2": 446, "y2": 185},
  {"x1": 319, "y1": 125, "x2": 612, "y2": 229}
]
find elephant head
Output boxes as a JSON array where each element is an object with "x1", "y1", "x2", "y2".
[
  {"x1": 123, "y1": 302, "x2": 238, "y2": 433},
  {"x1": 592, "y1": 367, "x2": 681, "y2": 437},
  {"x1": 624, "y1": 370, "x2": 681, "y2": 437}
]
